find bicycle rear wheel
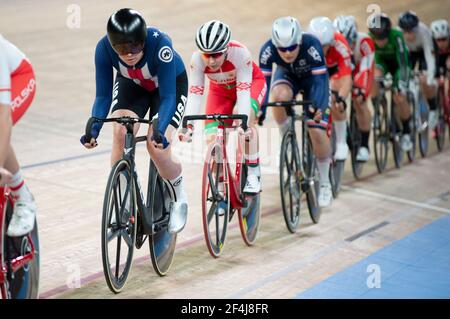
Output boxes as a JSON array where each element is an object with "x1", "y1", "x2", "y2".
[
  {"x1": 238, "y1": 164, "x2": 261, "y2": 245},
  {"x1": 101, "y1": 159, "x2": 136, "y2": 294},
  {"x1": 435, "y1": 87, "x2": 446, "y2": 151},
  {"x1": 148, "y1": 162, "x2": 177, "y2": 276},
  {"x1": 202, "y1": 143, "x2": 229, "y2": 258},
  {"x1": 373, "y1": 97, "x2": 389, "y2": 173},
  {"x1": 330, "y1": 126, "x2": 344, "y2": 198},
  {"x1": 350, "y1": 104, "x2": 364, "y2": 179},
  {"x1": 279, "y1": 129, "x2": 301, "y2": 233},
  {"x1": 2, "y1": 201, "x2": 40, "y2": 299}
]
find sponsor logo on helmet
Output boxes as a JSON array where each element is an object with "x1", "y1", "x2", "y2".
[{"x1": 159, "y1": 46, "x2": 173, "y2": 63}]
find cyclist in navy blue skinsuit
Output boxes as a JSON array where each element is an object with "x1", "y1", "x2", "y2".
[
  {"x1": 81, "y1": 8, "x2": 188, "y2": 233},
  {"x1": 258, "y1": 16, "x2": 333, "y2": 208}
]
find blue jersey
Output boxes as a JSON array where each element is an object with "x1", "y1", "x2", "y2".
[
  {"x1": 92, "y1": 27, "x2": 185, "y2": 134},
  {"x1": 259, "y1": 33, "x2": 329, "y2": 110}
]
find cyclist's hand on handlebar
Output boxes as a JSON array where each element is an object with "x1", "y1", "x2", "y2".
[
  {"x1": 80, "y1": 135, "x2": 98, "y2": 149},
  {"x1": 178, "y1": 125, "x2": 194, "y2": 143},
  {"x1": 238, "y1": 126, "x2": 254, "y2": 140},
  {"x1": 0, "y1": 167, "x2": 13, "y2": 186},
  {"x1": 151, "y1": 129, "x2": 169, "y2": 150},
  {"x1": 80, "y1": 120, "x2": 100, "y2": 149},
  {"x1": 313, "y1": 108, "x2": 322, "y2": 123},
  {"x1": 257, "y1": 110, "x2": 266, "y2": 126}
]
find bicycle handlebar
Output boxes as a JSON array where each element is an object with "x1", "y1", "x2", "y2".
[
  {"x1": 85, "y1": 116, "x2": 155, "y2": 142},
  {"x1": 182, "y1": 114, "x2": 248, "y2": 131},
  {"x1": 261, "y1": 100, "x2": 316, "y2": 108}
]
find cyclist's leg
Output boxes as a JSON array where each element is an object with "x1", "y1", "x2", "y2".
[
  {"x1": 270, "y1": 68, "x2": 298, "y2": 136},
  {"x1": 353, "y1": 67, "x2": 373, "y2": 154},
  {"x1": 242, "y1": 77, "x2": 267, "y2": 193},
  {"x1": 5, "y1": 60, "x2": 37, "y2": 237},
  {"x1": 330, "y1": 73, "x2": 352, "y2": 160},
  {"x1": 110, "y1": 74, "x2": 146, "y2": 165},
  {"x1": 417, "y1": 52, "x2": 438, "y2": 127},
  {"x1": 302, "y1": 78, "x2": 332, "y2": 206},
  {"x1": 392, "y1": 67, "x2": 412, "y2": 134},
  {"x1": 146, "y1": 72, "x2": 188, "y2": 216}
]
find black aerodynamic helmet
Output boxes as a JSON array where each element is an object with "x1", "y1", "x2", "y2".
[
  {"x1": 368, "y1": 13, "x2": 392, "y2": 39},
  {"x1": 107, "y1": 8, "x2": 147, "y2": 54}
]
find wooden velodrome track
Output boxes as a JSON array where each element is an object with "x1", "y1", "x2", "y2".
[{"x1": 1, "y1": 0, "x2": 449, "y2": 298}]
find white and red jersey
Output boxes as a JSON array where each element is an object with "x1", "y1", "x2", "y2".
[
  {"x1": 0, "y1": 35, "x2": 29, "y2": 105},
  {"x1": 325, "y1": 32, "x2": 353, "y2": 79},
  {"x1": 352, "y1": 32, "x2": 375, "y2": 98},
  {"x1": 185, "y1": 40, "x2": 265, "y2": 122}
]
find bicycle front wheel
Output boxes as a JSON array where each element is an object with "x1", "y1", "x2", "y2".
[
  {"x1": 373, "y1": 97, "x2": 389, "y2": 173},
  {"x1": 304, "y1": 134, "x2": 321, "y2": 224},
  {"x1": 101, "y1": 159, "x2": 136, "y2": 294},
  {"x1": 202, "y1": 143, "x2": 229, "y2": 258},
  {"x1": 148, "y1": 162, "x2": 177, "y2": 276},
  {"x1": 279, "y1": 129, "x2": 301, "y2": 233},
  {"x1": 418, "y1": 93, "x2": 429, "y2": 157}
]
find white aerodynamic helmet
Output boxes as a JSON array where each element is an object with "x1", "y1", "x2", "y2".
[
  {"x1": 195, "y1": 20, "x2": 231, "y2": 53},
  {"x1": 308, "y1": 16, "x2": 335, "y2": 46},
  {"x1": 333, "y1": 15, "x2": 358, "y2": 46},
  {"x1": 430, "y1": 19, "x2": 449, "y2": 39},
  {"x1": 271, "y1": 16, "x2": 302, "y2": 48}
]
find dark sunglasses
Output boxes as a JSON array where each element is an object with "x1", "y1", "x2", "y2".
[
  {"x1": 277, "y1": 44, "x2": 299, "y2": 52},
  {"x1": 436, "y1": 38, "x2": 448, "y2": 42},
  {"x1": 113, "y1": 43, "x2": 144, "y2": 55},
  {"x1": 201, "y1": 51, "x2": 225, "y2": 59}
]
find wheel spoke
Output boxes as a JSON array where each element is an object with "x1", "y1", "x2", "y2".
[
  {"x1": 107, "y1": 228, "x2": 120, "y2": 243},
  {"x1": 120, "y1": 229, "x2": 133, "y2": 248},
  {"x1": 207, "y1": 201, "x2": 218, "y2": 224}
]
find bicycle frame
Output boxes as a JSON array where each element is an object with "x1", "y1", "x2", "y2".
[
  {"x1": 0, "y1": 187, "x2": 36, "y2": 299},
  {"x1": 182, "y1": 114, "x2": 248, "y2": 211},
  {"x1": 215, "y1": 123, "x2": 245, "y2": 210}
]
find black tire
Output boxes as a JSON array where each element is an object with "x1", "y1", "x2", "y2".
[
  {"x1": 304, "y1": 134, "x2": 321, "y2": 224},
  {"x1": 238, "y1": 164, "x2": 261, "y2": 245},
  {"x1": 2, "y1": 201, "x2": 40, "y2": 299},
  {"x1": 101, "y1": 159, "x2": 136, "y2": 294},
  {"x1": 418, "y1": 93, "x2": 429, "y2": 157},
  {"x1": 350, "y1": 104, "x2": 364, "y2": 179},
  {"x1": 373, "y1": 97, "x2": 389, "y2": 173},
  {"x1": 436, "y1": 87, "x2": 446, "y2": 151},
  {"x1": 148, "y1": 162, "x2": 177, "y2": 276},
  {"x1": 279, "y1": 129, "x2": 301, "y2": 233}
]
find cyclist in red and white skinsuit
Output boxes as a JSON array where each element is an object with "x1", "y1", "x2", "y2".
[
  {"x1": 308, "y1": 17, "x2": 353, "y2": 161},
  {"x1": 0, "y1": 35, "x2": 37, "y2": 237},
  {"x1": 181, "y1": 20, "x2": 266, "y2": 193},
  {"x1": 334, "y1": 15, "x2": 375, "y2": 161}
]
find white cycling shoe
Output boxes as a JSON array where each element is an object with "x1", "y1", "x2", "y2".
[
  {"x1": 356, "y1": 147, "x2": 370, "y2": 162},
  {"x1": 318, "y1": 183, "x2": 333, "y2": 208},
  {"x1": 334, "y1": 143, "x2": 349, "y2": 161},
  {"x1": 168, "y1": 191, "x2": 188, "y2": 234},
  {"x1": 243, "y1": 174, "x2": 261, "y2": 194},
  {"x1": 7, "y1": 198, "x2": 37, "y2": 237},
  {"x1": 401, "y1": 134, "x2": 413, "y2": 152}
]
